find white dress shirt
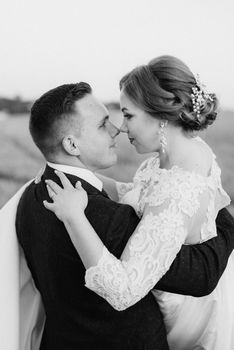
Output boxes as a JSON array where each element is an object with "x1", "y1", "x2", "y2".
[{"x1": 47, "y1": 162, "x2": 103, "y2": 191}]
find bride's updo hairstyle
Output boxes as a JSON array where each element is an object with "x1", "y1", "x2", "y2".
[{"x1": 119, "y1": 55, "x2": 218, "y2": 132}]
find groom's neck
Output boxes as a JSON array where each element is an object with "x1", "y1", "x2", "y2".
[{"x1": 45, "y1": 154, "x2": 96, "y2": 173}]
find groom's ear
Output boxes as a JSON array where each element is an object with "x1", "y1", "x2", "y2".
[{"x1": 62, "y1": 135, "x2": 81, "y2": 156}]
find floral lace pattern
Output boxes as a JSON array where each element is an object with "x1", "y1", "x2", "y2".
[
  {"x1": 85, "y1": 139, "x2": 230, "y2": 310},
  {"x1": 116, "y1": 182, "x2": 134, "y2": 202}
]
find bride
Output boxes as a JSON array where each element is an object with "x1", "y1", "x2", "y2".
[{"x1": 43, "y1": 55, "x2": 234, "y2": 349}]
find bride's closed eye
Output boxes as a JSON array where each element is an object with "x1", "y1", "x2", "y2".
[{"x1": 123, "y1": 113, "x2": 133, "y2": 120}]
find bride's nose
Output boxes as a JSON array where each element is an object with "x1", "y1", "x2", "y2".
[{"x1": 119, "y1": 119, "x2": 128, "y2": 133}]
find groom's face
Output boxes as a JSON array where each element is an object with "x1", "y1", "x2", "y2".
[{"x1": 74, "y1": 94, "x2": 119, "y2": 171}]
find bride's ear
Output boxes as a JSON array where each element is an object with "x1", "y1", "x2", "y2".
[{"x1": 62, "y1": 135, "x2": 80, "y2": 156}]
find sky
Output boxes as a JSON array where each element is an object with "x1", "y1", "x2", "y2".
[{"x1": 1, "y1": 0, "x2": 234, "y2": 109}]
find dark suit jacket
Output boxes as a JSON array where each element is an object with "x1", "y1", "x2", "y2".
[{"x1": 16, "y1": 165, "x2": 234, "y2": 350}]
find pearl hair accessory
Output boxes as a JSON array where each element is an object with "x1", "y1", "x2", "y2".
[
  {"x1": 159, "y1": 120, "x2": 168, "y2": 153},
  {"x1": 191, "y1": 75, "x2": 214, "y2": 121}
]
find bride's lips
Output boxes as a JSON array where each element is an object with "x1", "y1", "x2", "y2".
[{"x1": 128, "y1": 137, "x2": 135, "y2": 144}]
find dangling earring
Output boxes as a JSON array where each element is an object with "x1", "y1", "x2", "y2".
[{"x1": 158, "y1": 120, "x2": 168, "y2": 154}]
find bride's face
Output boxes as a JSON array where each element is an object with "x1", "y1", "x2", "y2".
[{"x1": 119, "y1": 91, "x2": 161, "y2": 154}]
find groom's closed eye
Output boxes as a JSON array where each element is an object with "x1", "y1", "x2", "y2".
[{"x1": 99, "y1": 116, "x2": 109, "y2": 129}]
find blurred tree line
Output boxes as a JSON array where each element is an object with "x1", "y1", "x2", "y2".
[
  {"x1": 0, "y1": 96, "x2": 32, "y2": 114},
  {"x1": 0, "y1": 96, "x2": 120, "y2": 115}
]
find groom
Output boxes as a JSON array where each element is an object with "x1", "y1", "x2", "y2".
[{"x1": 16, "y1": 82, "x2": 234, "y2": 350}]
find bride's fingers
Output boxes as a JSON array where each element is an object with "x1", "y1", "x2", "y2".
[
  {"x1": 75, "y1": 181, "x2": 82, "y2": 189},
  {"x1": 34, "y1": 166, "x2": 45, "y2": 184},
  {"x1": 55, "y1": 170, "x2": 73, "y2": 189},
  {"x1": 46, "y1": 184, "x2": 56, "y2": 200},
  {"x1": 45, "y1": 179, "x2": 62, "y2": 194},
  {"x1": 43, "y1": 200, "x2": 55, "y2": 211}
]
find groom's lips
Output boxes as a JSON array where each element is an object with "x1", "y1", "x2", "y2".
[{"x1": 128, "y1": 137, "x2": 135, "y2": 144}]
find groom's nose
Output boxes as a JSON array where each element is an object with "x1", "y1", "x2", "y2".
[
  {"x1": 119, "y1": 119, "x2": 128, "y2": 133},
  {"x1": 107, "y1": 121, "x2": 120, "y2": 138}
]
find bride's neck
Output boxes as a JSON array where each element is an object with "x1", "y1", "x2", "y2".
[{"x1": 159, "y1": 129, "x2": 195, "y2": 169}]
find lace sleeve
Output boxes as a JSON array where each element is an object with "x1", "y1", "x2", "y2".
[
  {"x1": 116, "y1": 181, "x2": 134, "y2": 202},
  {"x1": 85, "y1": 170, "x2": 208, "y2": 311}
]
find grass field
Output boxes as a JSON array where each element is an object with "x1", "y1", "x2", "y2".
[{"x1": 0, "y1": 109, "x2": 233, "y2": 215}]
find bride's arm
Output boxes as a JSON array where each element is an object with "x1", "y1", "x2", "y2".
[{"x1": 44, "y1": 171, "x2": 208, "y2": 310}]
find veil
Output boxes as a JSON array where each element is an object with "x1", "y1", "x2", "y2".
[{"x1": 0, "y1": 181, "x2": 45, "y2": 350}]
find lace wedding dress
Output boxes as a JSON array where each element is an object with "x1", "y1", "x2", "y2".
[{"x1": 85, "y1": 137, "x2": 234, "y2": 350}]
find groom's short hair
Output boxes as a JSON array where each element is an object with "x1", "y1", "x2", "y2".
[{"x1": 29, "y1": 82, "x2": 92, "y2": 158}]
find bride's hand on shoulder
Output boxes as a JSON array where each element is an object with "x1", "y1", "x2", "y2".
[
  {"x1": 34, "y1": 165, "x2": 46, "y2": 184},
  {"x1": 43, "y1": 170, "x2": 88, "y2": 222}
]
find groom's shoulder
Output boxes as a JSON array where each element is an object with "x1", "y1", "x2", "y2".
[
  {"x1": 88, "y1": 191, "x2": 136, "y2": 217},
  {"x1": 17, "y1": 180, "x2": 46, "y2": 213},
  {"x1": 18, "y1": 180, "x2": 36, "y2": 203},
  {"x1": 87, "y1": 194, "x2": 139, "y2": 257},
  {"x1": 87, "y1": 193, "x2": 139, "y2": 232}
]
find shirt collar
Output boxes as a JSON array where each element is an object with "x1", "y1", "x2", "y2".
[{"x1": 47, "y1": 162, "x2": 103, "y2": 192}]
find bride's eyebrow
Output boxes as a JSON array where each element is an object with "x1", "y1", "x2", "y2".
[{"x1": 121, "y1": 107, "x2": 129, "y2": 113}]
